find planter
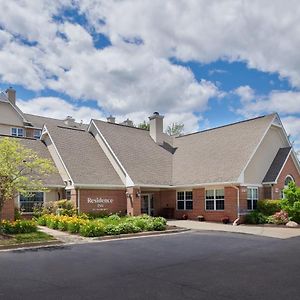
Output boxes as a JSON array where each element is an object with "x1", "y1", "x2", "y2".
[
  {"x1": 221, "y1": 217, "x2": 230, "y2": 224},
  {"x1": 197, "y1": 216, "x2": 205, "y2": 222}
]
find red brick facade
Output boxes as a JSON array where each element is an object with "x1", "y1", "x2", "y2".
[
  {"x1": 271, "y1": 155, "x2": 300, "y2": 199},
  {"x1": 0, "y1": 198, "x2": 14, "y2": 221}
]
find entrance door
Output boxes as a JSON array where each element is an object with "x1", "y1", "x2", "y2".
[{"x1": 141, "y1": 194, "x2": 154, "y2": 216}]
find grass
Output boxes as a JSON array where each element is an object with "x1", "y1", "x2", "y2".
[{"x1": 0, "y1": 231, "x2": 55, "y2": 246}]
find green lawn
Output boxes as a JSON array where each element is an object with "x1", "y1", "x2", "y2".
[{"x1": 0, "y1": 231, "x2": 55, "y2": 246}]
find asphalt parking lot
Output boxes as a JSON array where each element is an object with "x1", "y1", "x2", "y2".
[{"x1": 0, "y1": 231, "x2": 299, "y2": 300}]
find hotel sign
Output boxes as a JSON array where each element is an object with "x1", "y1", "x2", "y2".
[{"x1": 87, "y1": 197, "x2": 114, "y2": 210}]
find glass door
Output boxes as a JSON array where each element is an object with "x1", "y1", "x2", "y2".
[{"x1": 141, "y1": 194, "x2": 154, "y2": 216}]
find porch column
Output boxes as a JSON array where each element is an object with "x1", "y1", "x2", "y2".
[{"x1": 126, "y1": 187, "x2": 141, "y2": 216}]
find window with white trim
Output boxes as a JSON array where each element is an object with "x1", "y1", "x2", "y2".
[
  {"x1": 281, "y1": 175, "x2": 295, "y2": 199},
  {"x1": 177, "y1": 191, "x2": 193, "y2": 210},
  {"x1": 11, "y1": 127, "x2": 24, "y2": 137},
  {"x1": 247, "y1": 187, "x2": 258, "y2": 210},
  {"x1": 205, "y1": 189, "x2": 224, "y2": 210},
  {"x1": 19, "y1": 192, "x2": 44, "y2": 213}
]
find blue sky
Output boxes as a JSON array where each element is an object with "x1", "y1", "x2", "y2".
[{"x1": 0, "y1": 1, "x2": 299, "y2": 150}]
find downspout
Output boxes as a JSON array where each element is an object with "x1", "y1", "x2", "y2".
[
  {"x1": 231, "y1": 185, "x2": 240, "y2": 226},
  {"x1": 77, "y1": 188, "x2": 80, "y2": 214}
]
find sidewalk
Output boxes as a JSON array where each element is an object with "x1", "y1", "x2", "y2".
[
  {"x1": 38, "y1": 226, "x2": 92, "y2": 244},
  {"x1": 167, "y1": 220, "x2": 300, "y2": 239}
]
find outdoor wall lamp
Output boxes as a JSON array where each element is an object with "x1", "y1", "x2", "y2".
[
  {"x1": 126, "y1": 192, "x2": 131, "y2": 199},
  {"x1": 136, "y1": 191, "x2": 141, "y2": 198}
]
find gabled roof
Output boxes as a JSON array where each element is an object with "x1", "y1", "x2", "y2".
[
  {"x1": 92, "y1": 120, "x2": 173, "y2": 186},
  {"x1": 172, "y1": 114, "x2": 276, "y2": 185},
  {"x1": 0, "y1": 135, "x2": 64, "y2": 187},
  {"x1": 44, "y1": 124, "x2": 124, "y2": 187},
  {"x1": 263, "y1": 147, "x2": 292, "y2": 183}
]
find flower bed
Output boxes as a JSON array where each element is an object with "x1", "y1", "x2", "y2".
[
  {"x1": 37, "y1": 214, "x2": 167, "y2": 237},
  {"x1": 1, "y1": 220, "x2": 37, "y2": 234}
]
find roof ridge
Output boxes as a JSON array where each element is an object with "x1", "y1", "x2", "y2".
[
  {"x1": 24, "y1": 113, "x2": 63, "y2": 121},
  {"x1": 176, "y1": 113, "x2": 276, "y2": 139},
  {"x1": 56, "y1": 125, "x2": 86, "y2": 132},
  {"x1": 92, "y1": 119, "x2": 149, "y2": 132}
]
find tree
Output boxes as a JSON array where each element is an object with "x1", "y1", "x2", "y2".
[
  {"x1": 0, "y1": 138, "x2": 55, "y2": 225},
  {"x1": 166, "y1": 122, "x2": 184, "y2": 136},
  {"x1": 137, "y1": 121, "x2": 150, "y2": 130}
]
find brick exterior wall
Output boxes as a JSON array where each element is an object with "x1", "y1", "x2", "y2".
[
  {"x1": 157, "y1": 187, "x2": 240, "y2": 222},
  {"x1": 0, "y1": 198, "x2": 14, "y2": 221},
  {"x1": 126, "y1": 187, "x2": 141, "y2": 216},
  {"x1": 78, "y1": 189, "x2": 127, "y2": 215},
  {"x1": 272, "y1": 155, "x2": 300, "y2": 199}
]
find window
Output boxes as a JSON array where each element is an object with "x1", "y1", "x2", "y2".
[
  {"x1": 11, "y1": 127, "x2": 24, "y2": 137},
  {"x1": 34, "y1": 129, "x2": 42, "y2": 139},
  {"x1": 177, "y1": 191, "x2": 193, "y2": 210},
  {"x1": 247, "y1": 188, "x2": 258, "y2": 210},
  {"x1": 19, "y1": 192, "x2": 44, "y2": 213},
  {"x1": 205, "y1": 189, "x2": 225, "y2": 210},
  {"x1": 281, "y1": 175, "x2": 295, "y2": 199}
]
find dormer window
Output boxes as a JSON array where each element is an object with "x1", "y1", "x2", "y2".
[
  {"x1": 34, "y1": 129, "x2": 42, "y2": 139},
  {"x1": 11, "y1": 127, "x2": 24, "y2": 137}
]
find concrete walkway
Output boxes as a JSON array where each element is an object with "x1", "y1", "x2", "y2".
[
  {"x1": 38, "y1": 226, "x2": 92, "y2": 244},
  {"x1": 168, "y1": 220, "x2": 300, "y2": 239}
]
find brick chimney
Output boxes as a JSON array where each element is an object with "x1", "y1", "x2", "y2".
[
  {"x1": 5, "y1": 87, "x2": 16, "y2": 105},
  {"x1": 149, "y1": 112, "x2": 164, "y2": 143}
]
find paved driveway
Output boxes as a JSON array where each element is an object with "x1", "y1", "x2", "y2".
[
  {"x1": 0, "y1": 231, "x2": 299, "y2": 300},
  {"x1": 168, "y1": 220, "x2": 300, "y2": 239}
]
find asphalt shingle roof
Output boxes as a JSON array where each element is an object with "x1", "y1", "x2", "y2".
[
  {"x1": 172, "y1": 114, "x2": 275, "y2": 185},
  {"x1": 45, "y1": 124, "x2": 124, "y2": 186},
  {"x1": 263, "y1": 147, "x2": 292, "y2": 183},
  {"x1": 92, "y1": 120, "x2": 173, "y2": 186}
]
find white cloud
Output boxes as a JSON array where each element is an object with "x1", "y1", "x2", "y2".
[
  {"x1": 234, "y1": 85, "x2": 255, "y2": 103},
  {"x1": 17, "y1": 97, "x2": 105, "y2": 123},
  {"x1": 237, "y1": 90, "x2": 300, "y2": 117},
  {"x1": 1, "y1": 0, "x2": 300, "y2": 135},
  {"x1": 79, "y1": 0, "x2": 300, "y2": 87}
]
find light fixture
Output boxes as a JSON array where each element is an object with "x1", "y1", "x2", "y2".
[{"x1": 136, "y1": 191, "x2": 141, "y2": 198}]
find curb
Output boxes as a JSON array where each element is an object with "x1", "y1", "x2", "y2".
[
  {"x1": 92, "y1": 227, "x2": 190, "y2": 241},
  {"x1": 0, "y1": 240, "x2": 64, "y2": 252}
]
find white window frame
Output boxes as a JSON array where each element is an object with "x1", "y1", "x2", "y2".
[
  {"x1": 281, "y1": 175, "x2": 295, "y2": 199},
  {"x1": 247, "y1": 187, "x2": 258, "y2": 210},
  {"x1": 205, "y1": 189, "x2": 225, "y2": 211},
  {"x1": 176, "y1": 191, "x2": 193, "y2": 210},
  {"x1": 11, "y1": 127, "x2": 24, "y2": 137}
]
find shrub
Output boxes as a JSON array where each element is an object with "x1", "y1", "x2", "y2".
[
  {"x1": 280, "y1": 200, "x2": 300, "y2": 223},
  {"x1": 56, "y1": 200, "x2": 76, "y2": 216},
  {"x1": 79, "y1": 222, "x2": 105, "y2": 237},
  {"x1": 267, "y1": 210, "x2": 289, "y2": 225},
  {"x1": 257, "y1": 200, "x2": 281, "y2": 216},
  {"x1": 36, "y1": 215, "x2": 47, "y2": 226},
  {"x1": 244, "y1": 211, "x2": 267, "y2": 224},
  {"x1": 104, "y1": 224, "x2": 121, "y2": 235},
  {"x1": 107, "y1": 214, "x2": 121, "y2": 222},
  {"x1": 118, "y1": 222, "x2": 141, "y2": 234},
  {"x1": 152, "y1": 217, "x2": 167, "y2": 231},
  {"x1": 1, "y1": 220, "x2": 37, "y2": 234},
  {"x1": 14, "y1": 208, "x2": 22, "y2": 220},
  {"x1": 57, "y1": 219, "x2": 68, "y2": 231}
]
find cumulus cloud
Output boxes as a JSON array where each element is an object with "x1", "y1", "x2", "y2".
[
  {"x1": 79, "y1": 0, "x2": 300, "y2": 87},
  {"x1": 1, "y1": 0, "x2": 300, "y2": 134},
  {"x1": 17, "y1": 97, "x2": 105, "y2": 123}
]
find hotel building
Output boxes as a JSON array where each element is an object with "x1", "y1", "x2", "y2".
[{"x1": 1, "y1": 88, "x2": 300, "y2": 222}]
